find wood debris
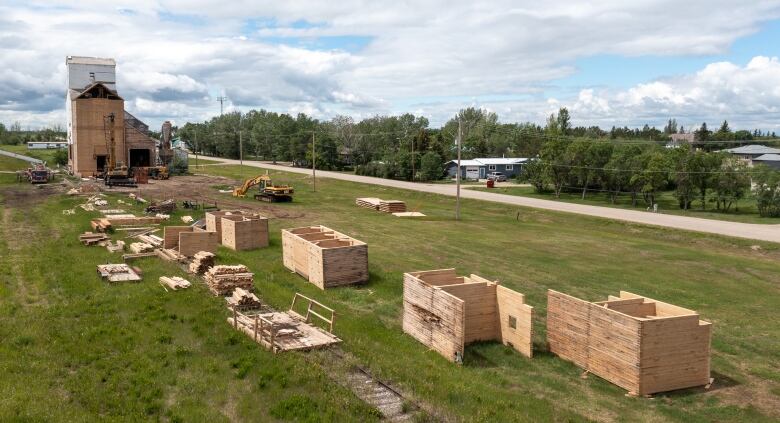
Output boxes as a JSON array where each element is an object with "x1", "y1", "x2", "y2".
[
  {"x1": 80, "y1": 232, "x2": 109, "y2": 245},
  {"x1": 188, "y1": 251, "x2": 215, "y2": 274},
  {"x1": 226, "y1": 287, "x2": 263, "y2": 310},
  {"x1": 129, "y1": 242, "x2": 155, "y2": 254},
  {"x1": 204, "y1": 265, "x2": 254, "y2": 296},
  {"x1": 145, "y1": 199, "x2": 176, "y2": 214},
  {"x1": 122, "y1": 252, "x2": 158, "y2": 261},
  {"x1": 157, "y1": 248, "x2": 188, "y2": 263},
  {"x1": 159, "y1": 276, "x2": 191, "y2": 290},
  {"x1": 181, "y1": 215, "x2": 194, "y2": 223},
  {"x1": 105, "y1": 240, "x2": 125, "y2": 253},
  {"x1": 97, "y1": 264, "x2": 141, "y2": 282}
]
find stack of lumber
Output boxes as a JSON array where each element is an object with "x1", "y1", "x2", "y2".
[
  {"x1": 188, "y1": 251, "x2": 215, "y2": 274},
  {"x1": 156, "y1": 248, "x2": 188, "y2": 263},
  {"x1": 80, "y1": 232, "x2": 109, "y2": 245},
  {"x1": 97, "y1": 264, "x2": 141, "y2": 282},
  {"x1": 378, "y1": 200, "x2": 406, "y2": 213},
  {"x1": 90, "y1": 218, "x2": 112, "y2": 232},
  {"x1": 226, "y1": 288, "x2": 262, "y2": 310},
  {"x1": 129, "y1": 242, "x2": 155, "y2": 254},
  {"x1": 136, "y1": 234, "x2": 163, "y2": 247},
  {"x1": 355, "y1": 197, "x2": 382, "y2": 210},
  {"x1": 204, "y1": 265, "x2": 254, "y2": 296},
  {"x1": 159, "y1": 276, "x2": 191, "y2": 290},
  {"x1": 105, "y1": 240, "x2": 125, "y2": 253}
]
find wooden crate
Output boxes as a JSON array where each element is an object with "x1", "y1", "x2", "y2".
[
  {"x1": 402, "y1": 269, "x2": 533, "y2": 363},
  {"x1": 281, "y1": 225, "x2": 368, "y2": 289},
  {"x1": 163, "y1": 226, "x2": 218, "y2": 257},
  {"x1": 221, "y1": 214, "x2": 269, "y2": 251},
  {"x1": 546, "y1": 290, "x2": 712, "y2": 396}
]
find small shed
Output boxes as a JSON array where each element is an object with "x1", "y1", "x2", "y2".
[
  {"x1": 403, "y1": 269, "x2": 533, "y2": 363},
  {"x1": 547, "y1": 290, "x2": 711, "y2": 396},
  {"x1": 281, "y1": 225, "x2": 369, "y2": 289}
]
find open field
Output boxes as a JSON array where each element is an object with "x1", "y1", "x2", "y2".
[
  {"x1": 0, "y1": 154, "x2": 31, "y2": 171},
  {"x1": 1, "y1": 160, "x2": 779, "y2": 421},
  {"x1": 0, "y1": 144, "x2": 62, "y2": 165},
  {"x1": 472, "y1": 185, "x2": 775, "y2": 225}
]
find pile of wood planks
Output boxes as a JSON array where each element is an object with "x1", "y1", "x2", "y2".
[
  {"x1": 157, "y1": 248, "x2": 188, "y2": 263},
  {"x1": 356, "y1": 197, "x2": 407, "y2": 213},
  {"x1": 188, "y1": 251, "x2": 215, "y2": 274},
  {"x1": 220, "y1": 214, "x2": 269, "y2": 251},
  {"x1": 97, "y1": 264, "x2": 141, "y2": 282},
  {"x1": 204, "y1": 265, "x2": 254, "y2": 296},
  {"x1": 355, "y1": 197, "x2": 382, "y2": 210},
  {"x1": 80, "y1": 232, "x2": 108, "y2": 245},
  {"x1": 159, "y1": 276, "x2": 191, "y2": 290},
  {"x1": 136, "y1": 234, "x2": 163, "y2": 247},
  {"x1": 282, "y1": 225, "x2": 369, "y2": 289},
  {"x1": 226, "y1": 287, "x2": 262, "y2": 310},
  {"x1": 378, "y1": 200, "x2": 406, "y2": 213},
  {"x1": 129, "y1": 242, "x2": 155, "y2": 254}
]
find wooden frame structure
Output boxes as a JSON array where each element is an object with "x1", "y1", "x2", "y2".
[
  {"x1": 547, "y1": 290, "x2": 712, "y2": 396},
  {"x1": 281, "y1": 225, "x2": 369, "y2": 289},
  {"x1": 227, "y1": 293, "x2": 341, "y2": 353},
  {"x1": 403, "y1": 269, "x2": 533, "y2": 363},
  {"x1": 206, "y1": 210, "x2": 269, "y2": 251},
  {"x1": 163, "y1": 226, "x2": 218, "y2": 257}
]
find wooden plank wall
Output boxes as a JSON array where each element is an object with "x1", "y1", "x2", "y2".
[
  {"x1": 281, "y1": 226, "x2": 368, "y2": 289},
  {"x1": 547, "y1": 290, "x2": 590, "y2": 368},
  {"x1": 546, "y1": 289, "x2": 712, "y2": 395},
  {"x1": 206, "y1": 211, "x2": 231, "y2": 237},
  {"x1": 163, "y1": 226, "x2": 192, "y2": 249},
  {"x1": 316, "y1": 244, "x2": 369, "y2": 288},
  {"x1": 402, "y1": 273, "x2": 466, "y2": 362},
  {"x1": 639, "y1": 316, "x2": 711, "y2": 395},
  {"x1": 440, "y1": 282, "x2": 498, "y2": 343},
  {"x1": 496, "y1": 285, "x2": 534, "y2": 358},
  {"x1": 178, "y1": 231, "x2": 218, "y2": 257},
  {"x1": 221, "y1": 216, "x2": 269, "y2": 251}
]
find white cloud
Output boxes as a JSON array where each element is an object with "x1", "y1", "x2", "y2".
[{"x1": 0, "y1": 1, "x2": 779, "y2": 130}]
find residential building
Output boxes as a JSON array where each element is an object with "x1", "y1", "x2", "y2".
[
  {"x1": 752, "y1": 154, "x2": 780, "y2": 170},
  {"x1": 445, "y1": 157, "x2": 528, "y2": 179},
  {"x1": 719, "y1": 145, "x2": 780, "y2": 166}
]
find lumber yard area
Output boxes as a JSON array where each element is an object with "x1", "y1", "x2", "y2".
[{"x1": 2, "y1": 148, "x2": 780, "y2": 422}]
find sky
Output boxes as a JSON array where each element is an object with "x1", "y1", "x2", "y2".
[{"x1": 1, "y1": 1, "x2": 780, "y2": 132}]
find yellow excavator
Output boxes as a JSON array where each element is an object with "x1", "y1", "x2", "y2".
[{"x1": 233, "y1": 173, "x2": 294, "y2": 202}]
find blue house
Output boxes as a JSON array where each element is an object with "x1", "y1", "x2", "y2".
[{"x1": 445, "y1": 158, "x2": 528, "y2": 180}]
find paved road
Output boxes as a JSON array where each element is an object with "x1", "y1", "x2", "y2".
[
  {"x1": 0, "y1": 149, "x2": 43, "y2": 164},
  {"x1": 196, "y1": 156, "x2": 780, "y2": 243}
]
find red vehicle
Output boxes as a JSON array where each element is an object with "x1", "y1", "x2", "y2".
[{"x1": 24, "y1": 163, "x2": 51, "y2": 184}]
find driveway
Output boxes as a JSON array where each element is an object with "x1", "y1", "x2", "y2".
[
  {"x1": 0, "y1": 149, "x2": 43, "y2": 164},
  {"x1": 194, "y1": 156, "x2": 780, "y2": 243}
]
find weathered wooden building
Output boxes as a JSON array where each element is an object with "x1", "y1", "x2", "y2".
[{"x1": 65, "y1": 56, "x2": 156, "y2": 176}]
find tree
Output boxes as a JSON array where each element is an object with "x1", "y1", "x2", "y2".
[
  {"x1": 556, "y1": 107, "x2": 571, "y2": 135},
  {"x1": 631, "y1": 149, "x2": 669, "y2": 206},
  {"x1": 52, "y1": 149, "x2": 68, "y2": 167},
  {"x1": 752, "y1": 165, "x2": 780, "y2": 217},
  {"x1": 419, "y1": 151, "x2": 444, "y2": 181},
  {"x1": 522, "y1": 159, "x2": 548, "y2": 193},
  {"x1": 604, "y1": 144, "x2": 642, "y2": 204},
  {"x1": 715, "y1": 156, "x2": 750, "y2": 212},
  {"x1": 663, "y1": 118, "x2": 678, "y2": 134},
  {"x1": 669, "y1": 146, "x2": 695, "y2": 209},
  {"x1": 689, "y1": 151, "x2": 721, "y2": 209},
  {"x1": 694, "y1": 122, "x2": 711, "y2": 143},
  {"x1": 540, "y1": 138, "x2": 571, "y2": 197},
  {"x1": 545, "y1": 113, "x2": 560, "y2": 135}
]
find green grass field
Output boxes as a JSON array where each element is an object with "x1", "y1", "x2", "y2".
[
  {"x1": 0, "y1": 144, "x2": 63, "y2": 165},
  {"x1": 471, "y1": 185, "x2": 775, "y2": 224},
  {"x1": 1, "y1": 159, "x2": 779, "y2": 421}
]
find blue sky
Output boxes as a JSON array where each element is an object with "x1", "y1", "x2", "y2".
[{"x1": 1, "y1": 1, "x2": 779, "y2": 130}]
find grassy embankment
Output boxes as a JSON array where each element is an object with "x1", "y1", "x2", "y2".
[
  {"x1": 1, "y1": 159, "x2": 779, "y2": 421},
  {"x1": 471, "y1": 185, "x2": 774, "y2": 224}
]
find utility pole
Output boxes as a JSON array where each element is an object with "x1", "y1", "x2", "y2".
[
  {"x1": 456, "y1": 117, "x2": 462, "y2": 221},
  {"x1": 217, "y1": 96, "x2": 227, "y2": 115},
  {"x1": 311, "y1": 131, "x2": 316, "y2": 192},
  {"x1": 238, "y1": 112, "x2": 243, "y2": 167},
  {"x1": 194, "y1": 130, "x2": 199, "y2": 169}
]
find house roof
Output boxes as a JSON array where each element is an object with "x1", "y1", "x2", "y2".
[
  {"x1": 720, "y1": 145, "x2": 780, "y2": 155},
  {"x1": 447, "y1": 157, "x2": 528, "y2": 167},
  {"x1": 66, "y1": 56, "x2": 116, "y2": 66},
  {"x1": 754, "y1": 154, "x2": 780, "y2": 162}
]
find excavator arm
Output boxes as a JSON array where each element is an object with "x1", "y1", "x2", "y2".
[{"x1": 233, "y1": 175, "x2": 270, "y2": 197}]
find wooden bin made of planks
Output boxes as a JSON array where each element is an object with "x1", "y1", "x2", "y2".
[
  {"x1": 163, "y1": 226, "x2": 218, "y2": 257},
  {"x1": 547, "y1": 290, "x2": 712, "y2": 396},
  {"x1": 281, "y1": 225, "x2": 368, "y2": 289},
  {"x1": 220, "y1": 214, "x2": 269, "y2": 251},
  {"x1": 402, "y1": 269, "x2": 533, "y2": 363},
  {"x1": 207, "y1": 210, "x2": 250, "y2": 238}
]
